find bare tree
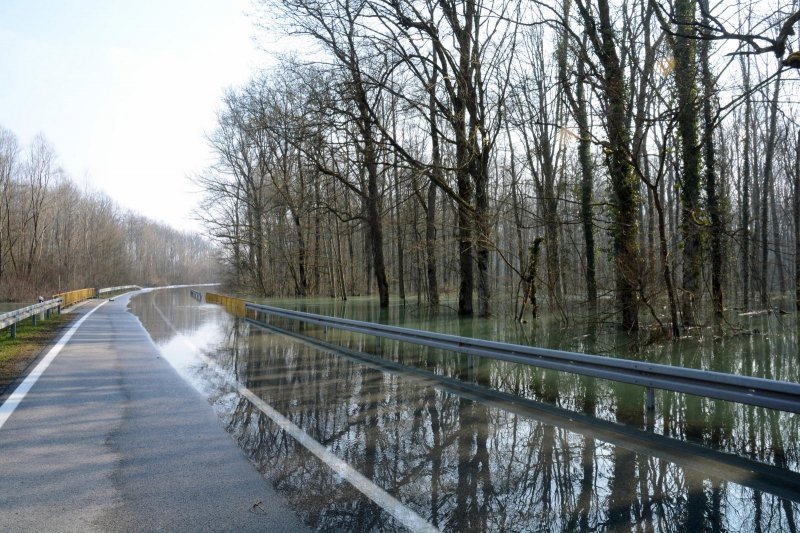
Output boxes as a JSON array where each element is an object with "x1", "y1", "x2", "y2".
[{"x1": 575, "y1": 0, "x2": 641, "y2": 330}]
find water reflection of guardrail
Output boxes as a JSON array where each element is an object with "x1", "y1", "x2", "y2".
[
  {"x1": 246, "y1": 317, "x2": 800, "y2": 502},
  {"x1": 0, "y1": 299, "x2": 62, "y2": 338},
  {"x1": 240, "y1": 302, "x2": 800, "y2": 415}
]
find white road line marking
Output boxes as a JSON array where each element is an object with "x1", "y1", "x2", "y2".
[
  {"x1": 152, "y1": 302, "x2": 438, "y2": 533},
  {"x1": 0, "y1": 301, "x2": 107, "y2": 430}
]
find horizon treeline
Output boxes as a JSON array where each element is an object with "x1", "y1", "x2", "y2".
[
  {"x1": 198, "y1": 0, "x2": 800, "y2": 335},
  {"x1": 0, "y1": 126, "x2": 219, "y2": 301}
]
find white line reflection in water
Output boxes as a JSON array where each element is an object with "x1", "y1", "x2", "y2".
[{"x1": 151, "y1": 302, "x2": 439, "y2": 533}]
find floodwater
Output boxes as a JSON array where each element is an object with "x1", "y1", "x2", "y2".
[{"x1": 129, "y1": 288, "x2": 800, "y2": 532}]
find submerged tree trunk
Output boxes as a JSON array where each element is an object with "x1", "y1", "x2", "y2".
[
  {"x1": 394, "y1": 171, "x2": 406, "y2": 302},
  {"x1": 576, "y1": 50, "x2": 597, "y2": 314},
  {"x1": 741, "y1": 58, "x2": 752, "y2": 310},
  {"x1": 425, "y1": 181, "x2": 439, "y2": 306},
  {"x1": 652, "y1": 178, "x2": 681, "y2": 338},
  {"x1": 674, "y1": 0, "x2": 702, "y2": 326},
  {"x1": 457, "y1": 177, "x2": 474, "y2": 316},
  {"x1": 795, "y1": 131, "x2": 800, "y2": 311},
  {"x1": 453, "y1": 4, "x2": 475, "y2": 317},
  {"x1": 700, "y1": 0, "x2": 722, "y2": 319},
  {"x1": 519, "y1": 237, "x2": 544, "y2": 320},
  {"x1": 391, "y1": 107, "x2": 406, "y2": 303},
  {"x1": 771, "y1": 187, "x2": 786, "y2": 295},
  {"x1": 761, "y1": 70, "x2": 782, "y2": 308},
  {"x1": 358, "y1": 95, "x2": 390, "y2": 308},
  {"x1": 578, "y1": 0, "x2": 640, "y2": 330},
  {"x1": 475, "y1": 160, "x2": 491, "y2": 317},
  {"x1": 292, "y1": 209, "x2": 307, "y2": 296},
  {"x1": 425, "y1": 61, "x2": 441, "y2": 307}
]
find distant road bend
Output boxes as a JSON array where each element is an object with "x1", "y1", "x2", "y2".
[{"x1": 0, "y1": 292, "x2": 307, "y2": 532}]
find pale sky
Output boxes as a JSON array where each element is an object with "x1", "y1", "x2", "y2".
[{"x1": 0, "y1": 0, "x2": 267, "y2": 232}]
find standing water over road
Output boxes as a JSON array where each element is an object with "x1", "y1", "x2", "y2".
[{"x1": 130, "y1": 288, "x2": 800, "y2": 532}]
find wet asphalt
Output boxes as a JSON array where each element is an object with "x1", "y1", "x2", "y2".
[{"x1": 0, "y1": 293, "x2": 308, "y2": 532}]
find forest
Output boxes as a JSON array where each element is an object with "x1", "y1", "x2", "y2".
[
  {"x1": 196, "y1": 0, "x2": 800, "y2": 335},
  {"x1": 0, "y1": 126, "x2": 219, "y2": 301}
]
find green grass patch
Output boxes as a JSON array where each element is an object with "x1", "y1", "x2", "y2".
[{"x1": 0, "y1": 312, "x2": 73, "y2": 394}]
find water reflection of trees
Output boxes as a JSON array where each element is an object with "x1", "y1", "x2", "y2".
[
  {"x1": 189, "y1": 317, "x2": 800, "y2": 532},
  {"x1": 129, "y1": 289, "x2": 207, "y2": 344}
]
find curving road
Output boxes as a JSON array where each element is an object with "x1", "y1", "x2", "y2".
[{"x1": 0, "y1": 292, "x2": 307, "y2": 532}]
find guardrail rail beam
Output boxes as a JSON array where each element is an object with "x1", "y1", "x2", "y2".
[{"x1": 240, "y1": 301, "x2": 800, "y2": 414}]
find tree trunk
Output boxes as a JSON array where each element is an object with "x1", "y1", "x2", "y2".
[
  {"x1": 423, "y1": 60, "x2": 443, "y2": 307},
  {"x1": 794, "y1": 131, "x2": 800, "y2": 311},
  {"x1": 700, "y1": 0, "x2": 722, "y2": 319},
  {"x1": 581, "y1": 0, "x2": 640, "y2": 330},
  {"x1": 519, "y1": 237, "x2": 544, "y2": 320},
  {"x1": 674, "y1": 0, "x2": 702, "y2": 326},
  {"x1": 651, "y1": 179, "x2": 681, "y2": 338},
  {"x1": 292, "y1": 210, "x2": 307, "y2": 296},
  {"x1": 426, "y1": 181, "x2": 439, "y2": 306},
  {"x1": 359, "y1": 97, "x2": 389, "y2": 308},
  {"x1": 741, "y1": 59, "x2": 752, "y2": 310},
  {"x1": 761, "y1": 70, "x2": 782, "y2": 307},
  {"x1": 454, "y1": 0, "x2": 477, "y2": 317},
  {"x1": 394, "y1": 175, "x2": 406, "y2": 302},
  {"x1": 771, "y1": 187, "x2": 786, "y2": 295},
  {"x1": 313, "y1": 178, "x2": 322, "y2": 293},
  {"x1": 475, "y1": 158, "x2": 491, "y2": 317},
  {"x1": 391, "y1": 107, "x2": 406, "y2": 303},
  {"x1": 576, "y1": 50, "x2": 597, "y2": 313}
]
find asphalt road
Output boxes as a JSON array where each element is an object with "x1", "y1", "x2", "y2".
[{"x1": 0, "y1": 293, "x2": 308, "y2": 532}]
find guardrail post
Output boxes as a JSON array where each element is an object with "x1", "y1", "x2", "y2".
[
  {"x1": 46, "y1": 308, "x2": 51, "y2": 319},
  {"x1": 10, "y1": 322, "x2": 16, "y2": 339},
  {"x1": 375, "y1": 336, "x2": 382, "y2": 355},
  {"x1": 31, "y1": 313, "x2": 37, "y2": 326},
  {"x1": 646, "y1": 387, "x2": 655, "y2": 411}
]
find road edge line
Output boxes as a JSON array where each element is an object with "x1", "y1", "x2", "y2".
[{"x1": 0, "y1": 301, "x2": 107, "y2": 430}]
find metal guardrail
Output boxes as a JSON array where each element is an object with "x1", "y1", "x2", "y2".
[
  {"x1": 97, "y1": 285, "x2": 141, "y2": 296},
  {"x1": 243, "y1": 302, "x2": 800, "y2": 414},
  {"x1": 53, "y1": 288, "x2": 96, "y2": 307},
  {"x1": 1, "y1": 285, "x2": 142, "y2": 336},
  {"x1": 190, "y1": 289, "x2": 203, "y2": 301},
  {"x1": 251, "y1": 317, "x2": 800, "y2": 501},
  {"x1": 0, "y1": 298, "x2": 62, "y2": 338}
]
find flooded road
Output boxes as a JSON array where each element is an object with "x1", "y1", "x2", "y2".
[{"x1": 130, "y1": 288, "x2": 800, "y2": 532}]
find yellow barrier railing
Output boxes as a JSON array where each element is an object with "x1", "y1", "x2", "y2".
[
  {"x1": 206, "y1": 292, "x2": 247, "y2": 318},
  {"x1": 53, "y1": 288, "x2": 96, "y2": 307}
]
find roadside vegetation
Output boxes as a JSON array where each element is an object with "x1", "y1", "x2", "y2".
[
  {"x1": 198, "y1": 0, "x2": 800, "y2": 337},
  {"x1": 0, "y1": 126, "x2": 220, "y2": 302},
  {"x1": 0, "y1": 312, "x2": 71, "y2": 394}
]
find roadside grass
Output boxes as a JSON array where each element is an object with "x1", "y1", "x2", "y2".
[{"x1": 0, "y1": 313, "x2": 73, "y2": 394}]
